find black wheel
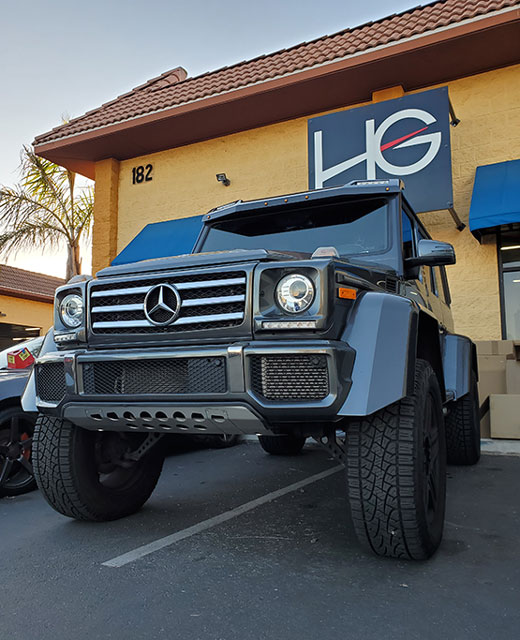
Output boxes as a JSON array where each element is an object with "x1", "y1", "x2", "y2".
[
  {"x1": 0, "y1": 407, "x2": 36, "y2": 498},
  {"x1": 258, "y1": 434, "x2": 306, "y2": 455},
  {"x1": 204, "y1": 434, "x2": 240, "y2": 449},
  {"x1": 445, "y1": 371, "x2": 481, "y2": 465},
  {"x1": 345, "y1": 359, "x2": 446, "y2": 560},
  {"x1": 33, "y1": 415, "x2": 164, "y2": 521}
]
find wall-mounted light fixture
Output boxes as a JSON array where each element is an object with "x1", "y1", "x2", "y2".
[{"x1": 216, "y1": 173, "x2": 230, "y2": 186}]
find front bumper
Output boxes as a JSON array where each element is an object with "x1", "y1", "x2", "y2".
[{"x1": 34, "y1": 340, "x2": 355, "y2": 435}]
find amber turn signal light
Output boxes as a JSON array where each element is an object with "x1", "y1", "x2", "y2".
[{"x1": 338, "y1": 287, "x2": 357, "y2": 300}]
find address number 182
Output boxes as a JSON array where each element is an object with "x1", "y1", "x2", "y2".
[{"x1": 132, "y1": 164, "x2": 153, "y2": 184}]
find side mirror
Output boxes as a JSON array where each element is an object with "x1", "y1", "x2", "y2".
[{"x1": 405, "y1": 239, "x2": 456, "y2": 268}]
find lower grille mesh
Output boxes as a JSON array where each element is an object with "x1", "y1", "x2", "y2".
[
  {"x1": 36, "y1": 363, "x2": 67, "y2": 402},
  {"x1": 82, "y1": 357, "x2": 227, "y2": 395},
  {"x1": 250, "y1": 354, "x2": 329, "y2": 401}
]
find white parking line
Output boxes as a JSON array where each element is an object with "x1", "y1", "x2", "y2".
[{"x1": 102, "y1": 465, "x2": 342, "y2": 568}]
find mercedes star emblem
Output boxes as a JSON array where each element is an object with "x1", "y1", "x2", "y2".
[{"x1": 143, "y1": 284, "x2": 181, "y2": 326}]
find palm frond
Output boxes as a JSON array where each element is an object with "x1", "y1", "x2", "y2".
[
  {"x1": 0, "y1": 221, "x2": 64, "y2": 256},
  {"x1": 20, "y1": 147, "x2": 71, "y2": 223},
  {"x1": 0, "y1": 185, "x2": 71, "y2": 239},
  {"x1": 73, "y1": 185, "x2": 95, "y2": 241},
  {"x1": 0, "y1": 145, "x2": 94, "y2": 277}
]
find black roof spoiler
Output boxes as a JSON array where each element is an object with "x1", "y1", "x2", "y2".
[{"x1": 205, "y1": 179, "x2": 405, "y2": 223}]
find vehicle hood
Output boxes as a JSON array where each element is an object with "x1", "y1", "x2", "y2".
[
  {"x1": 0, "y1": 368, "x2": 31, "y2": 401},
  {"x1": 97, "y1": 249, "x2": 309, "y2": 278},
  {"x1": 0, "y1": 368, "x2": 32, "y2": 381}
]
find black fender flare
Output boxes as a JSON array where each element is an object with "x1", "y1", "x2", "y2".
[
  {"x1": 441, "y1": 333, "x2": 476, "y2": 401},
  {"x1": 338, "y1": 292, "x2": 454, "y2": 416},
  {"x1": 338, "y1": 292, "x2": 419, "y2": 416},
  {"x1": 415, "y1": 310, "x2": 446, "y2": 401}
]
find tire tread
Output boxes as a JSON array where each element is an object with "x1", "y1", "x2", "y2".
[
  {"x1": 33, "y1": 415, "x2": 163, "y2": 521},
  {"x1": 33, "y1": 415, "x2": 90, "y2": 519},
  {"x1": 445, "y1": 372, "x2": 481, "y2": 465},
  {"x1": 345, "y1": 360, "x2": 445, "y2": 560}
]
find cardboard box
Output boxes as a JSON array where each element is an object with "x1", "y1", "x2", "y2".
[
  {"x1": 477, "y1": 355, "x2": 507, "y2": 404},
  {"x1": 475, "y1": 340, "x2": 516, "y2": 359},
  {"x1": 490, "y1": 394, "x2": 520, "y2": 439},
  {"x1": 496, "y1": 340, "x2": 515, "y2": 358},
  {"x1": 476, "y1": 341, "x2": 493, "y2": 356},
  {"x1": 506, "y1": 360, "x2": 520, "y2": 394},
  {"x1": 480, "y1": 406, "x2": 491, "y2": 439}
]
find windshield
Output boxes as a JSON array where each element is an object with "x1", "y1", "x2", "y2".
[{"x1": 199, "y1": 197, "x2": 389, "y2": 257}]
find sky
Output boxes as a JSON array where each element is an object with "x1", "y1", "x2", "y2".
[{"x1": 0, "y1": 0, "x2": 421, "y2": 278}]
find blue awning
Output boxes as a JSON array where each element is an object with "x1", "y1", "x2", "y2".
[
  {"x1": 111, "y1": 216, "x2": 204, "y2": 266},
  {"x1": 469, "y1": 159, "x2": 520, "y2": 239}
]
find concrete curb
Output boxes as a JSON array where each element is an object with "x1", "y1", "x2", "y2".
[{"x1": 481, "y1": 438, "x2": 520, "y2": 456}]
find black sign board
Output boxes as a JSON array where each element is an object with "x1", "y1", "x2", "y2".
[{"x1": 308, "y1": 87, "x2": 453, "y2": 212}]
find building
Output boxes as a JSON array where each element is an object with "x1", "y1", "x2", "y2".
[
  {"x1": 33, "y1": 0, "x2": 520, "y2": 342},
  {"x1": 0, "y1": 265, "x2": 64, "y2": 349}
]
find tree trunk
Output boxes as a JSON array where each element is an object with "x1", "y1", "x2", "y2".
[{"x1": 66, "y1": 243, "x2": 82, "y2": 281}]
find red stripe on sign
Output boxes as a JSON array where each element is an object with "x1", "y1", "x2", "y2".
[{"x1": 380, "y1": 126, "x2": 429, "y2": 152}]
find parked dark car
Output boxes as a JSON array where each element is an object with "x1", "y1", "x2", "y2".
[
  {"x1": 0, "y1": 336, "x2": 234, "y2": 497},
  {"x1": 0, "y1": 337, "x2": 43, "y2": 496}
]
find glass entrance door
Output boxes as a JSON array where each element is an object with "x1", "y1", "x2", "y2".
[
  {"x1": 499, "y1": 230, "x2": 520, "y2": 339},
  {"x1": 502, "y1": 270, "x2": 520, "y2": 339}
]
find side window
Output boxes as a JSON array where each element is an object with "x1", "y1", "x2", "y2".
[
  {"x1": 402, "y1": 211, "x2": 415, "y2": 260},
  {"x1": 439, "y1": 266, "x2": 451, "y2": 306},
  {"x1": 416, "y1": 225, "x2": 428, "y2": 284},
  {"x1": 430, "y1": 266, "x2": 439, "y2": 297},
  {"x1": 416, "y1": 225, "x2": 427, "y2": 243}
]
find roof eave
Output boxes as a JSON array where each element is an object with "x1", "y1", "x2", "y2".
[
  {"x1": 34, "y1": 8, "x2": 520, "y2": 179},
  {"x1": 0, "y1": 287, "x2": 55, "y2": 304}
]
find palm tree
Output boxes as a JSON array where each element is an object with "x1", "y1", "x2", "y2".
[{"x1": 0, "y1": 146, "x2": 94, "y2": 280}]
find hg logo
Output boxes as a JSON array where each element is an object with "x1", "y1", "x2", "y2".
[{"x1": 313, "y1": 108, "x2": 442, "y2": 188}]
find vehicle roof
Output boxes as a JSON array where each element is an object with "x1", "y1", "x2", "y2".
[{"x1": 204, "y1": 179, "x2": 408, "y2": 223}]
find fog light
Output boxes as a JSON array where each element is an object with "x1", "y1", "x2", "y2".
[
  {"x1": 54, "y1": 332, "x2": 77, "y2": 343},
  {"x1": 262, "y1": 320, "x2": 318, "y2": 329}
]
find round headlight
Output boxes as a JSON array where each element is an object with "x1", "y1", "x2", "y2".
[
  {"x1": 59, "y1": 294, "x2": 84, "y2": 328},
  {"x1": 276, "y1": 274, "x2": 315, "y2": 314}
]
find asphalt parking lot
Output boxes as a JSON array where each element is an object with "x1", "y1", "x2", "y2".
[{"x1": 1, "y1": 441, "x2": 519, "y2": 640}]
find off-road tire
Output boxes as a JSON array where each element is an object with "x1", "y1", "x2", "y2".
[
  {"x1": 258, "y1": 434, "x2": 306, "y2": 455},
  {"x1": 345, "y1": 359, "x2": 446, "y2": 560},
  {"x1": 33, "y1": 415, "x2": 164, "y2": 521},
  {"x1": 445, "y1": 371, "x2": 481, "y2": 466}
]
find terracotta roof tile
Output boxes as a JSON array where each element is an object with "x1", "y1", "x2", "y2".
[
  {"x1": 34, "y1": 0, "x2": 519, "y2": 146},
  {"x1": 0, "y1": 265, "x2": 65, "y2": 301}
]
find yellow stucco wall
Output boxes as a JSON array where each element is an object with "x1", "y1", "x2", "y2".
[
  {"x1": 0, "y1": 295, "x2": 54, "y2": 333},
  {"x1": 92, "y1": 64, "x2": 520, "y2": 341},
  {"x1": 424, "y1": 65, "x2": 520, "y2": 340},
  {"x1": 115, "y1": 120, "x2": 310, "y2": 252},
  {"x1": 92, "y1": 158, "x2": 120, "y2": 272}
]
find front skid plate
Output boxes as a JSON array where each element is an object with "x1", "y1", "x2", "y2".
[{"x1": 62, "y1": 403, "x2": 270, "y2": 436}]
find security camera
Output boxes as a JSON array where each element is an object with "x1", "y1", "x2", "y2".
[{"x1": 216, "y1": 173, "x2": 230, "y2": 186}]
